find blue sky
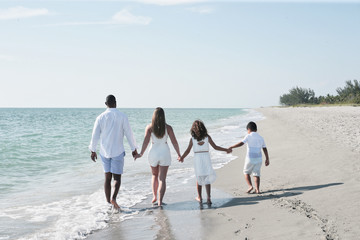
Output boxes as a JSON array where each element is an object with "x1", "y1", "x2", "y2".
[{"x1": 1, "y1": 0, "x2": 359, "y2": 108}]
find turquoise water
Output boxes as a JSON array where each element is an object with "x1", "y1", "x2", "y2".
[{"x1": 0, "y1": 108, "x2": 263, "y2": 240}]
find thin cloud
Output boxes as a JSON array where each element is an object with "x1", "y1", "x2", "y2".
[
  {"x1": 43, "y1": 21, "x2": 111, "y2": 26},
  {"x1": 112, "y1": 9, "x2": 151, "y2": 25},
  {"x1": 187, "y1": 6, "x2": 214, "y2": 14},
  {"x1": 41, "y1": 9, "x2": 151, "y2": 26},
  {"x1": 0, "y1": 6, "x2": 50, "y2": 20}
]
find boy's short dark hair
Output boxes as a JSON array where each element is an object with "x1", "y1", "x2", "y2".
[{"x1": 246, "y1": 121, "x2": 257, "y2": 132}]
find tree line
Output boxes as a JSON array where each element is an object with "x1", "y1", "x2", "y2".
[{"x1": 280, "y1": 80, "x2": 360, "y2": 106}]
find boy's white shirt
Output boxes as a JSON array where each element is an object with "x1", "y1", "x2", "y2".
[{"x1": 242, "y1": 132, "x2": 266, "y2": 164}]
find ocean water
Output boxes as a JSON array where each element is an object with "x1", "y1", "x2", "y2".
[{"x1": 0, "y1": 108, "x2": 263, "y2": 240}]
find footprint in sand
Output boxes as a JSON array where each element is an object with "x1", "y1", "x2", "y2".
[
  {"x1": 144, "y1": 210, "x2": 154, "y2": 216},
  {"x1": 273, "y1": 198, "x2": 338, "y2": 239},
  {"x1": 245, "y1": 223, "x2": 252, "y2": 229}
]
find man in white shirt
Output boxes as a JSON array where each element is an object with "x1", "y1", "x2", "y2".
[{"x1": 89, "y1": 95, "x2": 138, "y2": 210}]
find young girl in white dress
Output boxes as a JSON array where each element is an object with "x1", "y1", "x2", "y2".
[{"x1": 179, "y1": 120, "x2": 231, "y2": 204}]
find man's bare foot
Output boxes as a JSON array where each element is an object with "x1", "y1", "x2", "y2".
[
  {"x1": 195, "y1": 197, "x2": 202, "y2": 203},
  {"x1": 206, "y1": 199, "x2": 212, "y2": 205},
  {"x1": 158, "y1": 202, "x2": 167, "y2": 207},
  {"x1": 255, "y1": 189, "x2": 261, "y2": 194},
  {"x1": 246, "y1": 186, "x2": 254, "y2": 193},
  {"x1": 152, "y1": 197, "x2": 157, "y2": 204},
  {"x1": 111, "y1": 199, "x2": 120, "y2": 210}
]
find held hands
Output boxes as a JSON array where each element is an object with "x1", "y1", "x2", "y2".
[
  {"x1": 178, "y1": 155, "x2": 184, "y2": 163},
  {"x1": 132, "y1": 150, "x2": 141, "y2": 161},
  {"x1": 132, "y1": 149, "x2": 138, "y2": 157},
  {"x1": 226, "y1": 147, "x2": 232, "y2": 154},
  {"x1": 134, "y1": 153, "x2": 142, "y2": 160}
]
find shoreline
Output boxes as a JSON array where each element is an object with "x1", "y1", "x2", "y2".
[{"x1": 1, "y1": 108, "x2": 253, "y2": 240}]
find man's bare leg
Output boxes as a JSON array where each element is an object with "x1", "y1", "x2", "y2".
[
  {"x1": 111, "y1": 174, "x2": 121, "y2": 210},
  {"x1": 104, "y1": 172, "x2": 112, "y2": 204}
]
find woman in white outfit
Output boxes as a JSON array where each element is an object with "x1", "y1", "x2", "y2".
[{"x1": 136, "y1": 107, "x2": 181, "y2": 206}]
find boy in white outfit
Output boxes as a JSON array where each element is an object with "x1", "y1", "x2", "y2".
[{"x1": 229, "y1": 121, "x2": 269, "y2": 194}]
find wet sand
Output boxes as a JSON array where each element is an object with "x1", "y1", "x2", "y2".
[{"x1": 87, "y1": 183, "x2": 233, "y2": 240}]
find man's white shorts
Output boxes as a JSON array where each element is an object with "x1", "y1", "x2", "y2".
[
  {"x1": 100, "y1": 152, "x2": 125, "y2": 175},
  {"x1": 243, "y1": 160, "x2": 262, "y2": 177}
]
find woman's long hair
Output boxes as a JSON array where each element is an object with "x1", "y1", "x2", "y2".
[
  {"x1": 151, "y1": 107, "x2": 166, "y2": 138},
  {"x1": 190, "y1": 120, "x2": 208, "y2": 141}
]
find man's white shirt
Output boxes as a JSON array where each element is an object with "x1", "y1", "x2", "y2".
[{"x1": 89, "y1": 108, "x2": 137, "y2": 158}]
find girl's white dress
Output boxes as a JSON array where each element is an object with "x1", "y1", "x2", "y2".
[{"x1": 192, "y1": 136, "x2": 216, "y2": 185}]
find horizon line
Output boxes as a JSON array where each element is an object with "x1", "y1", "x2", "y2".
[{"x1": 0, "y1": 106, "x2": 259, "y2": 109}]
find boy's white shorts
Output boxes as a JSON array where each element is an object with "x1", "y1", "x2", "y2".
[{"x1": 243, "y1": 161, "x2": 262, "y2": 177}]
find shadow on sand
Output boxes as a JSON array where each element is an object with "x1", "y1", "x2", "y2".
[
  {"x1": 145, "y1": 182, "x2": 344, "y2": 211},
  {"x1": 263, "y1": 182, "x2": 344, "y2": 194},
  {"x1": 220, "y1": 182, "x2": 344, "y2": 209}
]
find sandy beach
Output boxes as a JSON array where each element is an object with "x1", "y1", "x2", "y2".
[
  {"x1": 205, "y1": 106, "x2": 360, "y2": 240},
  {"x1": 88, "y1": 106, "x2": 360, "y2": 240}
]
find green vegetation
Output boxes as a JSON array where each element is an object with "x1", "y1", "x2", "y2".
[{"x1": 280, "y1": 80, "x2": 360, "y2": 106}]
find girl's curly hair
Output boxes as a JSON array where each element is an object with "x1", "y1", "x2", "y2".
[{"x1": 190, "y1": 120, "x2": 208, "y2": 141}]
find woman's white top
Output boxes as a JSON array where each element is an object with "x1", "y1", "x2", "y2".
[{"x1": 148, "y1": 128, "x2": 172, "y2": 167}]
